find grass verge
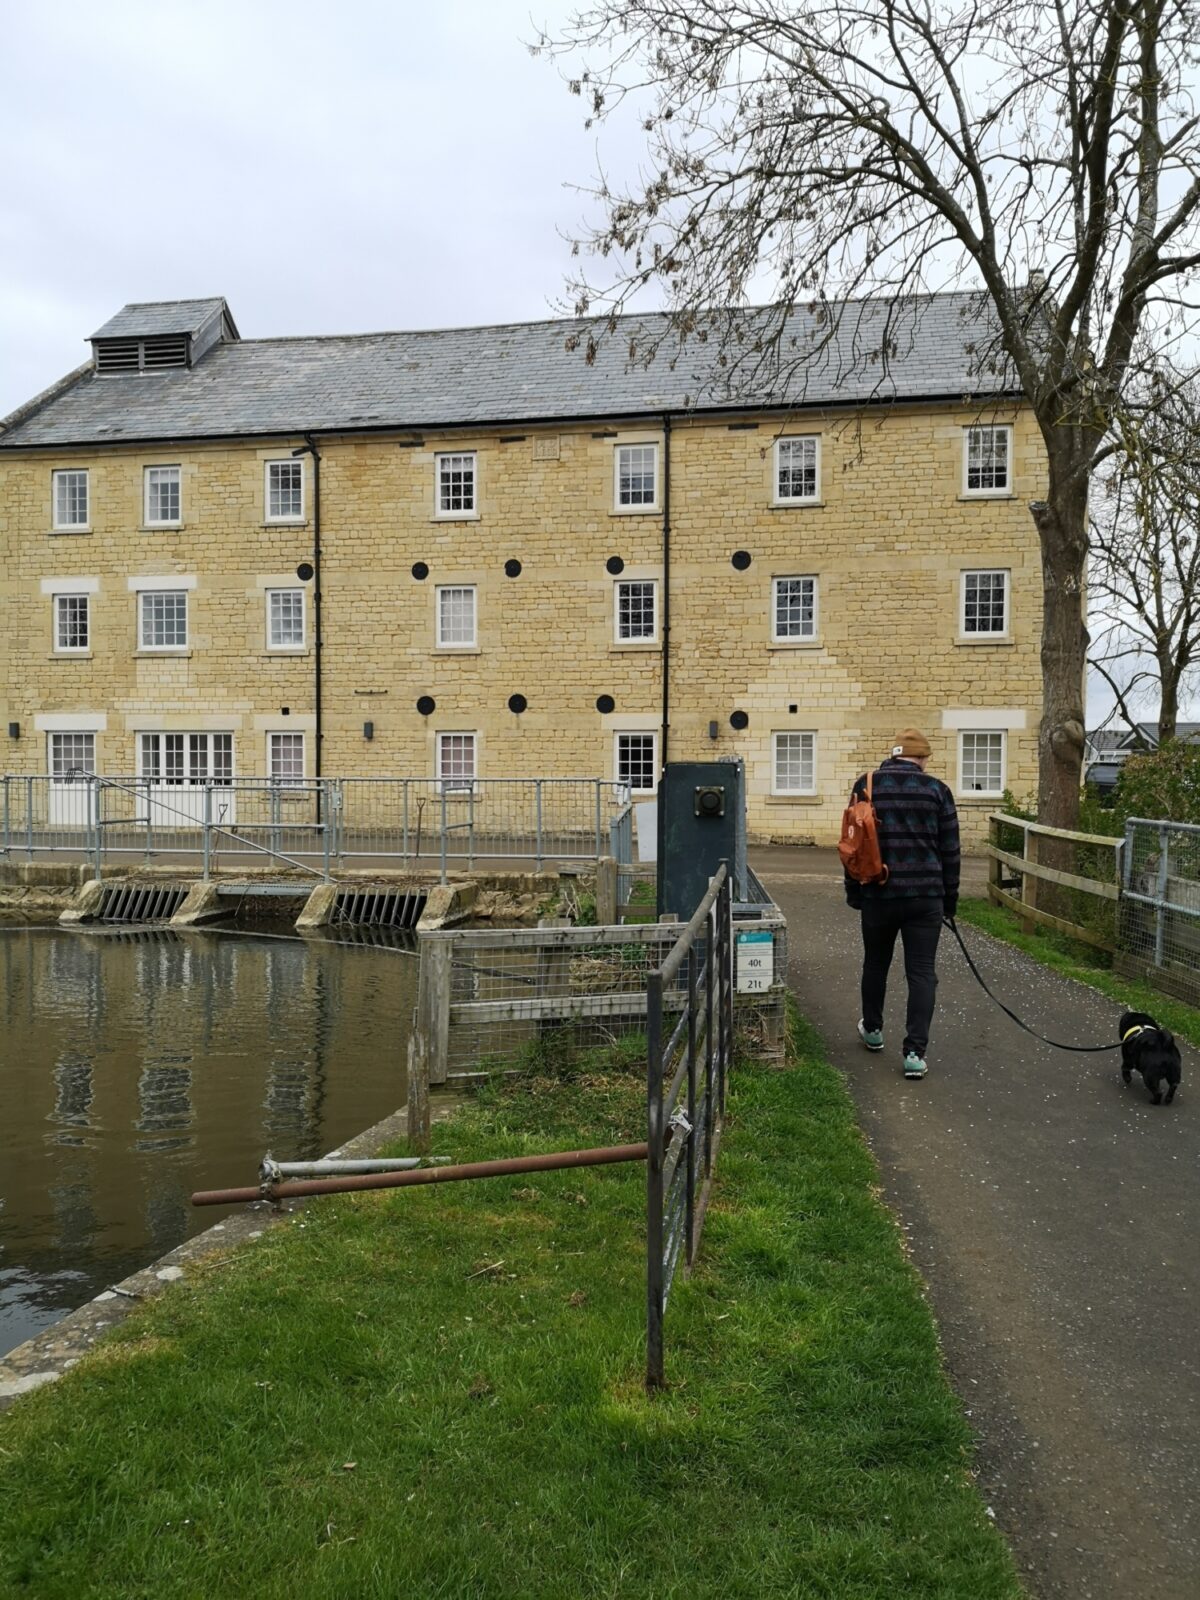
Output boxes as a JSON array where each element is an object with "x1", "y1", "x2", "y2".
[
  {"x1": 0, "y1": 1018, "x2": 1019, "y2": 1600},
  {"x1": 956, "y1": 895, "x2": 1200, "y2": 1050}
]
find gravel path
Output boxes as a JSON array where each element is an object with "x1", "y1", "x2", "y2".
[{"x1": 753, "y1": 847, "x2": 1199, "y2": 1600}]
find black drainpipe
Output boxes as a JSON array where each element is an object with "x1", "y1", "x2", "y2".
[
  {"x1": 292, "y1": 437, "x2": 322, "y2": 818},
  {"x1": 661, "y1": 413, "x2": 672, "y2": 774}
]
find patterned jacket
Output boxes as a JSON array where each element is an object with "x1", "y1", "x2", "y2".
[{"x1": 844, "y1": 758, "x2": 961, "y2": 907}]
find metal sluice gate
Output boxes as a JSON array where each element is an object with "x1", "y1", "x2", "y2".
[
  {"x1": 98, "y1": 882, "x2": 190, "y2": 924},
  {"x1": 332, "y1": 888, "x2": 427, "y2": 930}
]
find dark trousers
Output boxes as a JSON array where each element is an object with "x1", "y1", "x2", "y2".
[{"x1": 860, "y1": 897, "x2": 944, "y2": 1057}]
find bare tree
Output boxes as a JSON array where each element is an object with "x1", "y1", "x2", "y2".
[
  {"x1": 537, "y1": 0, "x2": 1200, "y2": 827},
  {"x1": 1089, "y1": 366, "x2": 1200, "y2": 745}
]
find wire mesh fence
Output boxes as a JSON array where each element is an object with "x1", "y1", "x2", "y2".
[{"x1": 1117, "y1": 819, "x2": 1200, "y2": 1002}]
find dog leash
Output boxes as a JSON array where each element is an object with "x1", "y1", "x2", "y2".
[{"x1": 942, "y1": 917, "x2": 1121, "y2": 1053}]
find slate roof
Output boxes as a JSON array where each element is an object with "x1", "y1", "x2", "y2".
[
  {"x1": 1, "y1": 292, "x2": 1020, "y2": 450},
  {"x1": 89, "y1": 299, "x2": 231, "y2": 340}
]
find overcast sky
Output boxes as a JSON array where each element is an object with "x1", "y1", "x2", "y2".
[
  {"x1": 0, "y1": 0, "x2": 622, "y2": 416},
  {"x1": 0, "y1": 0, "x2": 1161, "y2": 733}
]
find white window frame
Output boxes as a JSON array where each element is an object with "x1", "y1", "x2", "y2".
[
  {"x1": 53, "y1": 593, "x2": 91, "y2": 654},
  {"x1": 52, "y1": 469, "x2": 90, "y2": 531},
  {"x1": 138, "y1": 731, "x2": 234, "y2": 786},
  {"x1": 614, "y1": 730, "x2": 659, "y2": 794},
  {"x1": 773, "y1": 436, "x2": 821, "y2": 505},
  {"x1": 435, "y1": 452, "x2": 478, "y2": 518},
  {"x1": 264, "y1": 459, "x2": 305, "y2": 524},
  {"x1": 268, "y1": 731, "x2": 306, "y2": 787},
  {"x1": 771, "y1": 731, "x2": 818, "y2": 796},
  {"x1": 614, "y1": 578, "x2": 659, "y2": 644},
  {"x1": 436, "y1": 731, "x2": 478, "y2": 792},
  {"x1": 48, "y1": 731, "x2": 96, "y2": 777},
  {"x1": 613, "y1": 443, "x2": 660, "y2": 513},
  {"x1": 958, "y1": 730, "x2": 1007, "y2": 797},
  {"x1": 771, "y1": 575, "x2": 819, "y2": 642},
  {"x1": 143, "y1": 465, "x2": 182, "y2": 527},
  {"x1": 138, "y1": 589, "x2": 189, "y2": 651},
  {"x1": 435, "y1": 584, "x2": 477, "y2": 649},
  {"x1": 960, "y1": 569, "x2": 1010, "y2": 638},
  {"x1": 266, "y1": 588, "x2": 306, "y2": 651},
  {"x1": 962, "y1": 425, "x2": 1013, "y2": 496}
]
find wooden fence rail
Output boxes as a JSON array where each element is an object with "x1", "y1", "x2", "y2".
[{"x1": 985, "y1": 813, "x2": 1124, "y2": 951}]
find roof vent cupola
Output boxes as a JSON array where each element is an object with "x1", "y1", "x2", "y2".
[{"x1": 89, "y1": 298, "x2": 239, "y2": 375}]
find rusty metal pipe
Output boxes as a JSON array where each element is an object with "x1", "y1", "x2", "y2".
[{"x1": 192, "y1": 1141, "x2": 649, "y2": 1207}]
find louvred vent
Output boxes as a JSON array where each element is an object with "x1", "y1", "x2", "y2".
[{"x1": 95, "y1": 334, "x2": 190, "y2": 373}]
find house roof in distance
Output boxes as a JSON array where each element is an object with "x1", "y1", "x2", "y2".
[{"x1": 1, "y1": 291, "x2": 1021, "y2": 450}]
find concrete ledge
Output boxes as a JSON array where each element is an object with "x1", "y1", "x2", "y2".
[
  {"x1": 418, "y1": 881, "x2": 479, "y2": 930},
  {"x1": 170, "y1": 882, "x2": 229, "y2": 928},
  {"x1": 295, "y1": 882, "x2": 339, "y2": 930},
  {"x1": 57, "y1": 878, "x2": 107, "y2": 925},
  {"x1": 0, "y1": 862, "x2": 90, "y2": 888}
]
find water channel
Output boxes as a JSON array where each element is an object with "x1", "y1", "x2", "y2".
[{"x1": 0, "y1": 926, "x2": 416, "y2": 1358}]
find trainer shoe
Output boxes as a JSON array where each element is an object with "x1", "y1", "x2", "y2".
[
  {"x1": 857, "y1": 1020, "x2": 884, "y2": 1052},
  {"x1": 902, "y1": 1051, "x2": 928, "y2": 1079}
]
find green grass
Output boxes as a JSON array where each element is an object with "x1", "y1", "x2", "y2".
[
  {"x1": 0, "y1": 1019, "x2": 1019, "y2": 1600},
  {"x1": 957, "y1": 895, "x2": 1200, "y2": 1048}
]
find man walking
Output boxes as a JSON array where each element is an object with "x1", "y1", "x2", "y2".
[{"x1": 845, "y1": 729, "x2": 960, "y2": 1079}]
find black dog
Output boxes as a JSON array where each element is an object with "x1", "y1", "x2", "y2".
[{"x1": 1119, "y1": 1011, "x2": 1182, "y2": 1105}]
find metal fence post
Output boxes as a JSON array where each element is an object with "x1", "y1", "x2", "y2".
[
  {"x1": 440, "y1": 787, "x2": 448, "y2": 886},
  {"x1": 202, "y1": 782, "x2": 212, "y2": 881},
  {"x1": 92, "y1": 778, "x2": 102, "y2": 881},
  {"x1": 704, "y1": 902, "x2": 715, "y2": 1177},
  {"x1": 402, "y1": 779, "x2": 410, "y2": 861},
  {"x1": 26, "y1": 776, "x2": 34, "y2": 861},
  {"x1": 1155, "y1": 824, "x2": 1169, "y2": 967},
  {"x1": 468, "y1": 783, "x2": 475, "y2": 870},
  {"x1": 646, "y1": 967, "x2": 665, "y2": 1389},
  {"x1": 322, "y1": 781, "x2": 332, "y2": 880},
  {"x1": 535, "y1": 779, "x2": 544, "y2": 872},
  {"x1": 594, "y1": 780, "x2": 602, "y2": 862},
  {"x1": 685, "y1": 942, "x2": 698, "y2": 1267},
  {"x1": 2, "y1": 776, "x2": 8, "y2": 857}
]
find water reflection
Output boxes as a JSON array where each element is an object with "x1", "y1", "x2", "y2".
[{"x1": 0, "y1": 927, "x2": 416, "y2": 1357}]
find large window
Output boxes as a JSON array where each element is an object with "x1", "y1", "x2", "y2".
[
  {"x1": 615, "y1": 731, "x2": 658, "y2": 793},
  {"x1": 615, "y1": 579, "x2": 658, "y2": 642},
  {"x1": 774, "y1": 437, "x2": 820, "y2": 503},
  {"x1": 52, "y1": 470, "x2": 89, "y2": 530},
  {"x1": 54, "y1": 594, "x2": 90, "y2": 653},
  {"x1": 961, "y1": 570, "x2": 1009, "y2": 636},
  {"x1": 963, "y1": 425, "x2": 1012, "y2": 494},
  {"x1": 959, "y1": 731, "x2": 1006, "y2": 795},
  {"x1": 437, "y1": 732, "x2": 477, "y2": 789},
  {"x1": 436, "y1": 585, "x2": 477, "y2": 648},
  {"x1": 265, "y1": 460, "x2": 304, "y2": 522},
  {"x1": 49, "y1": 731, "x2": 96, "y2": 777},
  {"x1": 772, "y1": 732, "x2": 817, "y2": 795},
  {"x1": 772, "y1": 576, "x2": 818, "y2": 641},
  {"x1": 266, "y1": 588, "x2": 305, "y2": 649},
  {"x1": 615, "y1": 444, "x2": 658, "y2": 510},
  {"x1": 436, "y1": 452, "x2": 477, "y2": 516},
  {"x1": 140, "y1": 732, "x2": 233, "y2": 785},
  {"x1": 268, "y1": 732, "x2": 305, "y2": 786},
  {"x1": 144, "y1": 466, "x2": 182, "y2": 526},
  {"x1": 139, "y1": 590, "x2": 188, "y2": 650}
]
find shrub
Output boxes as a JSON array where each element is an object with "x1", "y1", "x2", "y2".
[{"x1": 1116, "y1": 742, "x2": 1200, "y2": 824}]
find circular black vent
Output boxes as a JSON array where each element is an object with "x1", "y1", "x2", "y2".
[
  {"x1": 295, "y1": 561, "x2": 314, "y2": 582},
  {"x1": 595, "y1": 694, "x2": 615, "y2": 714},
  {"x1": 411, "y1": 561, "x2": 429, "y2": 580},
  {"x1": 416, "y1": 695, "x2": 436, "y2": 716},
  {"x1": 731, "y1": 550, "x2": 752, "y2": 571},
  {"x1": 606, "y1": 556, "x2": 625, "y2": 575},
  {"x1": 730, "y1": 710, "x2": 750, "y2": 730},
  {"x1": 505, "y1": 559, "x2": 522, "y2": 578},
  {"x1": 508, "y1": 693, "x2": 528, "y2": 714}
]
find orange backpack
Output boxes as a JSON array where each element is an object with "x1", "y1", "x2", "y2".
[{"x1": 838, "y1": 770, "x2": 890, "y2": 886}]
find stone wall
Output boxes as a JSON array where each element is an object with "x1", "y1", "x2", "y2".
[{"x1": 0, "y1": 402, "x2": 1045, "y2": 844}]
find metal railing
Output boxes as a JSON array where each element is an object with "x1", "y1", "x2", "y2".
[
  {"x1": 1, "y1": 774, "x2": 630, "y2": 882},
  {"x1": 646, "y1": 862, "x2": 733, "y2": 1388}
]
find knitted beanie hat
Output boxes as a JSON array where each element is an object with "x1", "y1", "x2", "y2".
[{"x1": 891, "y1": 727, "x2": 932, "y2": 760}]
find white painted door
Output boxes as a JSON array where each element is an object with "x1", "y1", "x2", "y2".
[
  {"x1": 138, "y1": 733, "x2": 235, "y2": 827},
  {"x1": 47, "y1": 733, "x2": 98, "y2": 829}
]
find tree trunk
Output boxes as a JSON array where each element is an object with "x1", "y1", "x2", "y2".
[
  {"x1": 1031, "y1": 457, "x2": 1089, "y2": 832},
  {"x1": 1158, "y1": 665, "x2": 1179, "y2": 744}
]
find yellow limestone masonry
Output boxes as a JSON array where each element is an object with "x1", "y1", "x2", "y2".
[{"x1": 0, "y1": 403, "x2": 1044, "y2": 845}]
